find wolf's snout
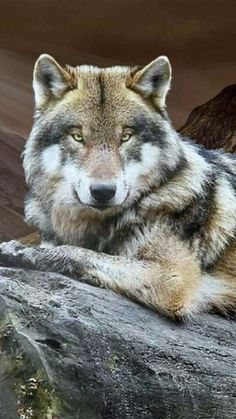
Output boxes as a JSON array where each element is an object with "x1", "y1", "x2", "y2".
[{"x1": 90, "y1": 183, "x2": 116, "y2": 204}]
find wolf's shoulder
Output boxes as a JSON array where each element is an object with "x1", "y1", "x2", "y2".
[{"x1": 181, "y1": 136, "x2": 236, "y2": 175}]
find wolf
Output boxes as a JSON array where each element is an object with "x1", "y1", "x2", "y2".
[{"x1": 0, "y1": 54, "x2": 236, "y2": 319}]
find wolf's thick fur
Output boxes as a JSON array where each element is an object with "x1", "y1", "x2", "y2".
[{"x1": 0, "y1": 54, "x2": 236, "y2": 319}]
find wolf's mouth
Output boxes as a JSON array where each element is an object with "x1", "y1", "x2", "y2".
[
  {"x1": 90, "y1": 204, "x2": 113, "y2": 211},
  {"x1": 73, "y1": 188, "x2": 116, "y2": 211}
]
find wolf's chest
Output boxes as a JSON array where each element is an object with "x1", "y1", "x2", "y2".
[{"x1": 55, "y1": 212, "x2": 151, "y2": 257}]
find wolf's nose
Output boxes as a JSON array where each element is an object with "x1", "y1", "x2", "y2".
[{"x1": 90, "y1": 183, "x2": 116, "y2": 204}]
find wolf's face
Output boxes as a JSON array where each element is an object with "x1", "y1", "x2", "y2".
[{"x1": 24, "y1": 54, "x2": 181, "y2": 222}]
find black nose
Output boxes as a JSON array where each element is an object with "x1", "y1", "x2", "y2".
[{"x1": 90, "y1": 183, "x2": 116, "y2": 204}]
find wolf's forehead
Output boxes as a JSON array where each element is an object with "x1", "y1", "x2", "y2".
[
  {"x1": 49, "y1": 65, "x2": 151, "y2": 130},
  {"x1": 77, "y1": 65, "x2": 131, "y2": 84},
  {"x1": 73, "y1": 65, "x2": 135, "y2": 106}
]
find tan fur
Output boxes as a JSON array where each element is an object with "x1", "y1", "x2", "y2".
[{"x1": 19, "y1": 231, "x2": 40, "y2": 246}]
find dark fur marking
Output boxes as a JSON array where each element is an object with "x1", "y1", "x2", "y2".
[
  {"x1": 172, "y1": 173, "x2": 216, "y2": 237},
  {"x1": 181, "y1": 138, "x2": 236, "y2": 197},
  {"x1": 126, "y1": 145, "x2": 142, "y2": 162},
  {"x1": 103, "y1": 221, "x2": 146, "y2": 255},
  {"x1": 80, "y1": 232, "x2": 101, "y2": 251},
  {"x1": 98, "y1": 73, "x2": 105, "y2": 106},
  {"x1": 157, "y1": 107, "x2": 169, "y2": 120},
  {"x1": 158, "y1": 153, "x2": 189, "y2": 188},
  {"x1": 134, "y1": 153, "x2": 189, "y2": 211},
  {"x1": 198, "y1": 146, "x2": 236, "y2": 194},
  {"x1": 132, "y1": 115, "x2": 167, "y2": 148},
  {"x1": 33, "y1": 115, "x2": 81, "y2": 150},
  {"x1": 151, "y1": 74, "x2": 163, "y2": 90},
  {"x1": 171, "y1": 172, "x2": 220, "y2": 270},
  {"x1": 43, "y1": 72, "x2": 54, "y2": 89}
]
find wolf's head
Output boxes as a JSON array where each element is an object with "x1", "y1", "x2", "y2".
[{"x1": 24, "y1": 54, "x2": 184, "y2": 228}]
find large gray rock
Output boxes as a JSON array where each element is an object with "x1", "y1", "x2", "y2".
[{"x1": 0, "y1": 266, "x2": 235, "y2": 419}]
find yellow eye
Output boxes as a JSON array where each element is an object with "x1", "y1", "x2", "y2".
[
  {"x1": 72, "y1": 134, "x2": 84, "y2": 142},
  {"x1": 121, "y1": 133, "x2": 132, "y2": 143}
]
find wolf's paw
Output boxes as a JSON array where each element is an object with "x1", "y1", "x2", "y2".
[
  {"x1": 0, "y1": 240, "x2": 25, "y2": 266},
  {"x1": 0, "y1": 240, "x2": 43, "y2": 270},
  {"x1": 0, "y1": 242, "x2": 75, "y2": 276}
]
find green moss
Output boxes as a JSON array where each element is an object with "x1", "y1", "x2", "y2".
[
  {"x1": 0, "y1": 318, "x2": 61, "y2": 418},
  {"x1": 15, "y1": 370, "x2": 60, "y2": 419},
  {"x1": 106, "y1": 353, "x2": 120, "y2": 373}
]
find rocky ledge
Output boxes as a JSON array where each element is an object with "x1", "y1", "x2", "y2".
[{"x1": 0, "y1": 267, "x2": 235, "y2": 418}]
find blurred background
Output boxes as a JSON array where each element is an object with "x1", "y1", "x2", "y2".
[{"x1": 0, "y1": 0, "x2": 236, "y2": 240}]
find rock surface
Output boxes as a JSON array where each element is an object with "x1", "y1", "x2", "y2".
[
  {"x1": 179, "y1": 84, "x2": 236, "y2": 151},
  {"x1": 0, "y1": 128, "x2": 33, "y2": 242},
  {"x1": 0, "y1": 267, "x2": 235, "y2": 419}
]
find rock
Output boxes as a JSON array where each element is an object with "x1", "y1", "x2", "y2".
[
  {"x1": 0, "y1": 129, "x2": 33, "y2": 242},
  {"x1": 0, "y1": 267, "x2": 235, "y2": 418},
  {"x1": 179, "y1": 84, "x2": 236, "y2": 151}
]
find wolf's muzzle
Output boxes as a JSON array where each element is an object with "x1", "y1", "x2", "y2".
[{"x1": 90, "y1": 183, "x2": 116, "y2": 205}]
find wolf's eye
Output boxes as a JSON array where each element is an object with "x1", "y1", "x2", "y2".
[
  {"x1": 121, "y1": 133, "x2": 132, "y2": 143},
  {"x1": 72, "y1": 134, "x2": 84, "y2": 142}
]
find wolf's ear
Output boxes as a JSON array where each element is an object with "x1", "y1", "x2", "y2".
[
  {"x1": 33, "y1": 54, "x2": 76, "y2": 109},
  {"x1": 129, "y1": 56, "x2": 172, "y2": 108}
]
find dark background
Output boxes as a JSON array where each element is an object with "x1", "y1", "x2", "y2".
[{"x1": 0, "y1": 0, "x2": 236, "y2": 240}]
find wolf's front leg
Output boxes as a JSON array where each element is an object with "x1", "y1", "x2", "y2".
[{"x1": 0, "y1": 240, "x2": 203, "y2": 319}]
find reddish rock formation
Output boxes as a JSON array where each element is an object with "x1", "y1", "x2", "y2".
[{"x1": 179, "y1": 84, "x2": 236, "y2": 151}]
